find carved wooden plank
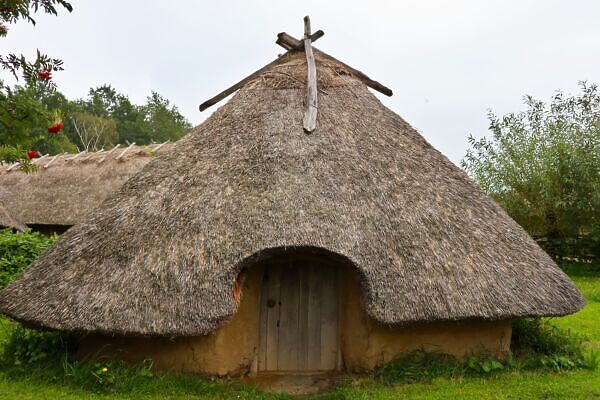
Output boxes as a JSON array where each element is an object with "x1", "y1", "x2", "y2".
[
  {"x1": 307, "y1": 263, "x2": 322, "y2": 369},
  {"x1": 303, "y1": 16, "x2": 318, "y2": 133},
  {"x1": 257, "y1": 268, "x2": 270, "y2": 371},
  {"x1": 297, "y1": 263, "x2": 310, "y2": 370},
  {"x1": 265, "y1": 265, "x2": 281, "y2": 370},
  {"x1": 276, "y1": 32, "x2": 393, "y2": 97},
  {"x1": 278, "y1": 263, "x2": 300, "y2": 370},
  {"x1": 320, "y1": 265, "x2": 339, "y2": 370},
  {"x1": 258, "y1": 260, "x2": 340, "y2": 372}
]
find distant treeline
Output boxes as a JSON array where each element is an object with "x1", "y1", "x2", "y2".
[{"x1": 1, "y1": 84, "x2": 192, "y2": 156}]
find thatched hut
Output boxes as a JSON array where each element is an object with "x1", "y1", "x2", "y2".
[
  {"x1": 0, "y1": 143, "x2": 172, "y2": 234},
  {"x1": 0, "y1": 20, "x2": 584, "y2": 377}
]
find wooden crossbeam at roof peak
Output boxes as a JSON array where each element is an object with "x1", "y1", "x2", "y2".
[
  {"x1": 198, "y1": 19, "x2": 393, "y2": 113},
  {"x1": 276, "y1": 30, "x2": 324, "y2": 51},
  {"x1": 276, "y1": 32, "x2": 393, "y2": 97}
]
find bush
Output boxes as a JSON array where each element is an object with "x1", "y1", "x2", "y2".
[
  {"x1": 511, "y1": 318, "x2": 597, "y2": 370},
  {"x1": 1, "y1": 325, "x2": 76, "y2": 367},
  {"x1": 0, "y1": 228, "x2": 57, "y2": 289},
  {"x1": 0, "y1": 321, "x2": 260, "y2": 397},
  {"x1": 462, "y1": 82, "x2": 600, "y2": 261}
]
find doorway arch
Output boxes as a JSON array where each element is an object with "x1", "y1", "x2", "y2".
[{"x1": 257, "y1": 257, "x2": 341, "y2": 372}]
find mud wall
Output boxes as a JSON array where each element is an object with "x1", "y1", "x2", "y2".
[
  {"x1": 77, "y1": 263, "x2": 511, "y2": 375},
  {"x1": 340, "y1": 271, "x2": 512, "y2": 371},
  {"x1": 77, "y1": 265, "x2": 265, "y2": 376}
]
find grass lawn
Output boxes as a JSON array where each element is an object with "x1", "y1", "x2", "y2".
[{"x1": 0, "y1": 262, "x2": 597, "y2": 400}]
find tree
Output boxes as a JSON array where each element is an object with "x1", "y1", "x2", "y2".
[
  {"x1": 70, "y1": 112, "x2": 117, "y2": 151},
  {"x1": 462, "y1": 82, "x2": 600, "y2": 260},
  {"x1": 0, "y1": 85, "x2": 76, "y2": 168},
  {"x1": 1, "y1": 0, "x2": 74, "y2": 170},
  {"x1": 80, "y1": 85, "x2": 191, "y2": 145},
  {"x1": 142, "y1": 91, "x2": 192, "y2": 143},
  {"x1": 82, "y1": 85, "x2": 147, "y2": 144}
]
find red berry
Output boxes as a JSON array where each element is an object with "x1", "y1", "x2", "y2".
[
  {"x1": 27, "y1": 151, "x2": 40, "y2": 159},
  {"x1": 38, "y1": 70, "x2": 52, "y2": 81},
  {"x1": 47, "y1": 122, "x2": 63, "y2": 134}
]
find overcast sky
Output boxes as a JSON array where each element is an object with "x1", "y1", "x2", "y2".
[{"x1": 3, "y1": 0, "x2": 600, "y2": 164}]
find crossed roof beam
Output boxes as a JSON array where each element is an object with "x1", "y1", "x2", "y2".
[{"x1": 198, "y1": 25, "x2": 393, "y2": 113}]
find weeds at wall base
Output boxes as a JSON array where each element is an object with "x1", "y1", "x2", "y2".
[{"x1": 374, "y1": 318, "x2": 597, "y2": 386}]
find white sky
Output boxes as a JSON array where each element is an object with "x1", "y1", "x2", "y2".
[{"x1": 3, "y1": 0, "x2": 600, "y2": 164}]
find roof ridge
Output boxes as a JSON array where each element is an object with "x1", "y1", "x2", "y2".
[
  {"x1": 2, "y1": 142, "x2": 171, "y2": 174},
  {"x1": 199, "y1": 22, "x2": 392, "y2": 113}
]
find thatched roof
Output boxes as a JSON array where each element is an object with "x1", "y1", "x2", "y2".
[
  {"x1": 0, "y1": 48, "x2": 584, "y2": 336},
  {"x1": 0, "y1": 204, "x2": 26, "y2": 231},
  {"x1": 0, "y1": 143, "x2": 173, "y2": 227}
]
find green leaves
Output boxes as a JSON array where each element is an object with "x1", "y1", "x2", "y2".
[
  {"x1": 0, "y1": 228, "x2": 57, "y2": 289},
  {"x1": 511, "y1": 318, "x2": 595, "y2": 371},
  {"x1": 0, "y1": 85, "x2": 76, "y2": 169},
  {"x1": 1, "y1": 324, "x2": 76, "y2": 374},
  {"x1": 466, "y1": 356, "x2": 505, "y2": 373},
  {"x1": 0, "y1": 0, "x2": 73, "y2": 26},
  {"x1": 78, "y1": 85, "x2": 191, "y2": 146},
  {"x1": 462, "y1": 82, "x2": 600, "y2": 260},
  {"x1": 0, "y1": 50, "x2": 64, "y2": 89}
]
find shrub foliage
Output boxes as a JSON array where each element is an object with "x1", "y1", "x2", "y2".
[
  {"x1": 462, "y1": 82, "x2": 600, "y2": 260},
  {"x1": 0, "y1": 228, "x2": 57, "y2": 289}
]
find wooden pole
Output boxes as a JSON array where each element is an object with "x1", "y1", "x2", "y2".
[
  {"x1": 97, "y1": 144, "x2": 120, "y2": 164},
  {"x1": 44, "y1": 153, "x2": 61, "y2": 169},
  {"x1": 199, "y1": 57, "x2": 287, "y2": 112},
  {"x1": 6, "y1": 163, "x2": 20, "y2": 172},
  {"x1": 66, "y1": 151, "x2": 86, "y2": 162},
  {"x1": 31, "y1": 154, "x2": 49, "y2": 164},
  {"x1": 198, "y1": 21, "x2": 392, "y2": 113},
  {"x1": 276, "y1": 30, "x2": 324, "y2": 50},
  {"x1": 276, "y1": 32, "x2": 393, "y2": 97},
  {"x1": 116, "y1": 142, "x2": 136, "y2": 160},
  {"x1": 303, "y1": 16, "x2": 318, "y2": 133},
  {"x1": 150, "y1": 141, "x2": 169, "y2": 154}
]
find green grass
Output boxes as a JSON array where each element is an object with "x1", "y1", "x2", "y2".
[
  {"x1": 0, "y1": 261, "x2": 597, "y2": 399},
  {"x1": 552, "y1": 263, "x2": 600, "y2": 349}
]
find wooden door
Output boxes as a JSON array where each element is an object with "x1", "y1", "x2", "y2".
[{"x1": 257, "y1": 261, "x2": 340, "y2": 372}]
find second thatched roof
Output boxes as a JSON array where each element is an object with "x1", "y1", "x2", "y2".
[
  {"x1": 0, "y1": 143, "x2": 173, "y2": 227},
  {"x1": 0, "y1": 50, "x2": 584, "y2": 336}
]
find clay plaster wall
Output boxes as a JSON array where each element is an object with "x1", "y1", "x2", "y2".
[
  {"x1": 340, "y1": 271, "x2": 512, "y2": 371},
  {"x1": 77, "y1": 263, "x2": 512, "y2": 375},
  {"x1": 77, "y1": 265, "x2": 265, "y2": 376}
]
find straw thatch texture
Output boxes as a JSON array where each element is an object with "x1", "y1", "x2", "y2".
[
  {"x1": 0, "y1": 51, "x2": 584, "y2": 336},
  {"x1": 0, "y1": 144, "x2": 173, "y2": 227},
  {"x1": 0, "y1": 204, "x2": 25, "y2": 231}
]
